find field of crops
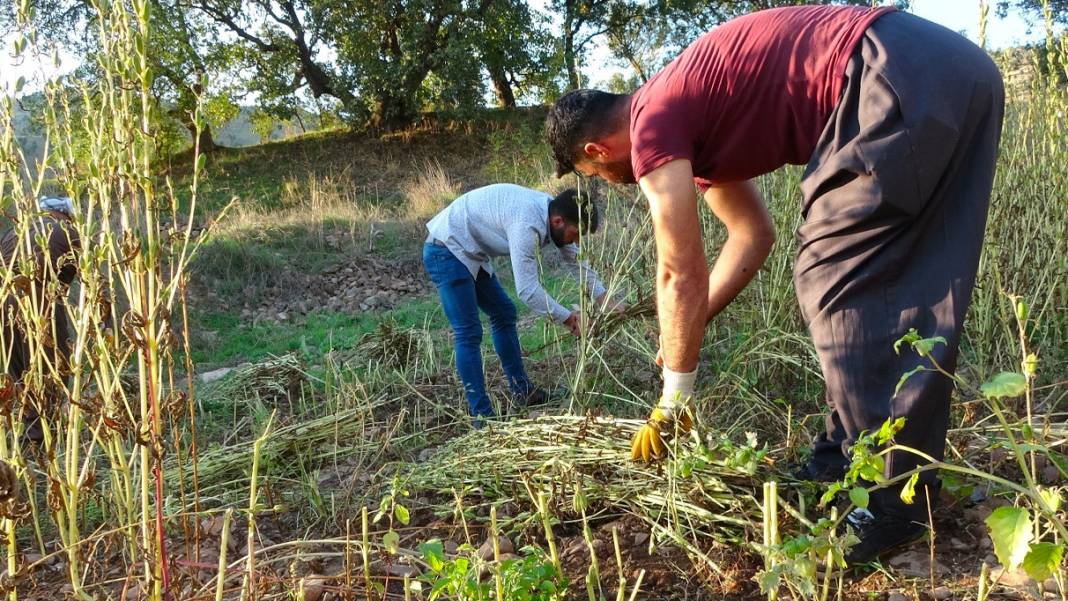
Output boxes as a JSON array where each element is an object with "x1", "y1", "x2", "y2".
[{"x1": 0, "y1": 1, "x2": 1067, "y2": 600}]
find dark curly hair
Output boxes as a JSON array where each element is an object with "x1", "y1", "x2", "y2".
[{"x1": 545, "y1": 90, "x2": 629, "y2": 177}]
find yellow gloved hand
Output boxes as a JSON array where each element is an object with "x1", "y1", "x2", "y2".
[{"x1": 630, "y1": 397, "x2": 693, "y2": 462}]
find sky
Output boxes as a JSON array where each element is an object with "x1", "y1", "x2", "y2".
[
  {"x1": 0, "y1": 0, "x2": 1060, "y2": 96},
  {"x1": 912, "y1": 0, "x2": 1046, "y2": 48}
]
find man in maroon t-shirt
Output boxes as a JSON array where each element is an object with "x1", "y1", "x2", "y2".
[{"x1": 546, "y1": 6, "x2": 1004, "y2": 566}]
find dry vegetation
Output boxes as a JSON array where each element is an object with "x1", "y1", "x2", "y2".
[{"x1": 0, "y1": 2, "x2": 1067, "y2": 601}]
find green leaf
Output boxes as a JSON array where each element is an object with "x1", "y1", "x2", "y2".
[
  {"x1": 900, "y1": 473, "x2": 920, "y2": 505},
  {"x1": 894, "y1": 329, "x2": 920, "y2": 355},
  {"x1": 679, "y1": 459, "x2": 694, "y2": 478},
  {"x1": 893, "y1": 329, "x2": 946, "y2": 357},
  {"x1": 876, "y1": 418, "x2": 907, "y2": 445},
  {"x1": 858, "y1": 455, "x2": 886, "y2": 483},
  {"x1": 849, "y1": 487, "x2": 869, "y2": 509},
  {"x1": 1016, "y1": 443, "x2": 1048, "y2": 453},
  {"x1": 985, "y1": 506, "x2": 1034, "y2": 570},
  {"x1": 394, "y1": 504, "x2": 410, "y2": 526},
  {"x1": 781, "y1": 535, "x2": 812, "y2": 557},
  {"x1": 913, "y1": 335, "x2": 947, "y2": 357},
  {"x1": 1040, "y1": 488, "x2": 1062, "y2": 513},
  {"x1": 819, "y1": 482, "x2": 843, "y2": 507},
  {"x1": 895, "y1": 367, "x2": 927, "y2": 397},
  {"x1": 1023, "y1": 542, "x2": 1064, "y2": 582},
  {"x1": 793, "y1": 559, "x2": 817, "y2": 597},
  {"x1": 420, "y1": 539, "x2": 446, "y2": 572},
  {"x1": 373, "y1": 495, "x2": 390, "y2": 523},
  {"x1": 756, "y1": 568, "x2": 781, "y2": 594},
  {"x1": 980, "y1": 372, "x2": 1028, "y2": 400},
  {"x1": 383, "y1": 530, "x2": 400, "y2": 554}
]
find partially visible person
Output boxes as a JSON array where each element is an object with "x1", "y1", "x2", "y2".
[
  {"x1": 1, "y1": 196, "x2": 80, "y2": 444},
  {"x1": 424, "y1": 184, "x2": 618, "y2": 424}
]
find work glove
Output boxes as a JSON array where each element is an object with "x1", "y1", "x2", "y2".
[{"x1": 630, "y1": 395, "x2": 693, "y2": 462}]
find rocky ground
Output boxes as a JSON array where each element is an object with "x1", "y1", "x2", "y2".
[{"x1": 197, "y1": 254, "x2": 432, "y2": 324}]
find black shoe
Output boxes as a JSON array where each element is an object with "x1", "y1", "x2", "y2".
[
  {"x1": 512, "y1": 386, "x2": 567, "y2": 409},
  {"x1": 790, "y1": 460, "x2": 846, "y2": 483},
  {"x1": 840, "y1": 508, "x2": 926, "y2": 566}
]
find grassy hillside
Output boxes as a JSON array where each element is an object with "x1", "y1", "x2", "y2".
[{"x1": 179, "y1": 108, "x2": 581, "y2": 369}]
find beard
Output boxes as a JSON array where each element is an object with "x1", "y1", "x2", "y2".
[
  {"x1": 550, "y1": 223, "x2": 568, "y2": 247},
  {"x1": 602, "y1": 158, "x2": 637, "y2": 184}
]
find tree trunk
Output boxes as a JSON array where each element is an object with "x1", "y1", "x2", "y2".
[
  {"x1": 488, "y1": 63, "x2": 516, "y2": 107},
  {"x1": 369, "y1": 93, "x2": 418, "y2": 130},
  {"x1": 196, "y1": 123, "x2": 217, "y2": 153},
  {"x1": 625, "y1": 55, "x2": 648, "y2": 84},
  {"x1": 563, "y1": 9, "x2": 581, "y2": 90},
  {"x1": 175, "y1": 109, "x2": 217, "y2": 153}
]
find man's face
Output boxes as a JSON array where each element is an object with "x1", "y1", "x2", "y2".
[
  {"x1": 549, "y1": 219, "x2": 581, "y2": 247},
  {"x1": 574, "y1": 156, "x2": 636, "y2": 185},
  {"x1": 572, "y1": 133, "x2": 636, "y2": 184}
]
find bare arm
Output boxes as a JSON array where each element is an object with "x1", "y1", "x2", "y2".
[
  {"x1": 639, "y1": 159, "x2": 708, "y2": 374},
  {"x1": 701, "y1": 181, "x2": 775, "y2": 323}
]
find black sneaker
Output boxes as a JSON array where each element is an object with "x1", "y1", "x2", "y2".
[
  {"x1": 840, "y1": 508, "x2": 927, "y2": 566},
  {"x1": 512, "y1": 386, "x2": 568, "y2": 409},
  {"x1": 790, "y1": 460, "x2": 846, "y2": 483}
]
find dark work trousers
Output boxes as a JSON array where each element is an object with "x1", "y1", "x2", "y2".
[{"x1": 794, "y1": 11, "x2": 1004, "y2": 520}]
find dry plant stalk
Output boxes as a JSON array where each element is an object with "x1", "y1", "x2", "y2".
[{"x1": 0, "y1": 0, "x2": 208, "y2": 598}]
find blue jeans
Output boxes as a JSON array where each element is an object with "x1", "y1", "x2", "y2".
[{"x1": 423, "y1": 243, "x2": 533, "y2": 417}]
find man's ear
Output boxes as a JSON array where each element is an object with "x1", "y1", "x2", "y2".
[
  {"x1": 549, "y1": 214, "x2": 565, "y2": 228},
  {"x1": 582, "y1": 141, "x2": 611, "y2": 160}
]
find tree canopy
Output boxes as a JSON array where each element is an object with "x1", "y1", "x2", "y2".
[{"x1": 5, "y1": 0, "x2": 1058, "y2": 139}]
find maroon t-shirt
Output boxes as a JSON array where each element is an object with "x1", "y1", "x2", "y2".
[{"x1": 630, "y1": 5, "x2": 894, "y2": 187}]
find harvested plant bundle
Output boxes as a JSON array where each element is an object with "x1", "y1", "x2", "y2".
[
  {"x1": 169, "y1": 393, "x2": 406, "y2": 504},
  {"x1": 199, "y1": 353, "x2": 306, "y2": 408},
  {"x1": 355, "y1": 319, "x2": 419, "y2": 370},
  {"x1": 405, "y1": 415, "x2": 768, "y2": 556},
  {"x1": 586, "y1": 296, "x2": 656, "y2": 340}
]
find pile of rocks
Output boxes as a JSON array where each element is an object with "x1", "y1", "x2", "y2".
[{"x1": 238, "y1": 258, "x2": 431, "y2": 323}]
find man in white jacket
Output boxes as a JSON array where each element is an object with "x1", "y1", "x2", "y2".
[{"x1": 424, "y1": 184, "x2": 613, "y2": 422}]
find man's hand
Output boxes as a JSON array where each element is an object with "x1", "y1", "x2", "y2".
[
  {"x1": 596, "y1": 293, "x2": 628, "y2": 314},
  {"x1": 563, "y1": 313, "x2": 582, "y2": 337},
  {"x1": 605, "y1": 299, "x2": 629, "y2": 313},
  {"x1": 630, "y1": 397, "x2": 693, "y2": 462}
]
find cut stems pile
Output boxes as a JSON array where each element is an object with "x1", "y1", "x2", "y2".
[{"x1": 404, "y1": 415, "x2": 775, "y2": 573}]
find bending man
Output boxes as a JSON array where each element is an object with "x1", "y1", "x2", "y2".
[
  {"x1": 424, "y1": 184, "x2": 613, "y2": 424},
  {"x1": 546, "y1": 6, "x2": 1003, "y2": 564}
]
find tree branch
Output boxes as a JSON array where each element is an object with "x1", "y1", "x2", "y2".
[{"x1": 193, "y1": 1, "x2": 280, "y2": 51}]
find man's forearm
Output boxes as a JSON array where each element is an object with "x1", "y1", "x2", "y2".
[
  {"x1": 657, "y1": 259, "x2": 708, "y2": 373},
  {"x1": 640, "y1": 158, "x2": 710, "y2": 376},
  {"x1": 701, "y1": 181, "x2": 775, "y2": 324},
  {"x1": 704, "y1": 232, "x2": 774, "y2": 323}
]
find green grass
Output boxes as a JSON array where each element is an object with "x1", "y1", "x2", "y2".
[
  {"x1": 189, "y1": 262, "x2": 588, "y2": 369},
  {"x1": 190, "y1": 296, "x2": 441, "y2": 368}
]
